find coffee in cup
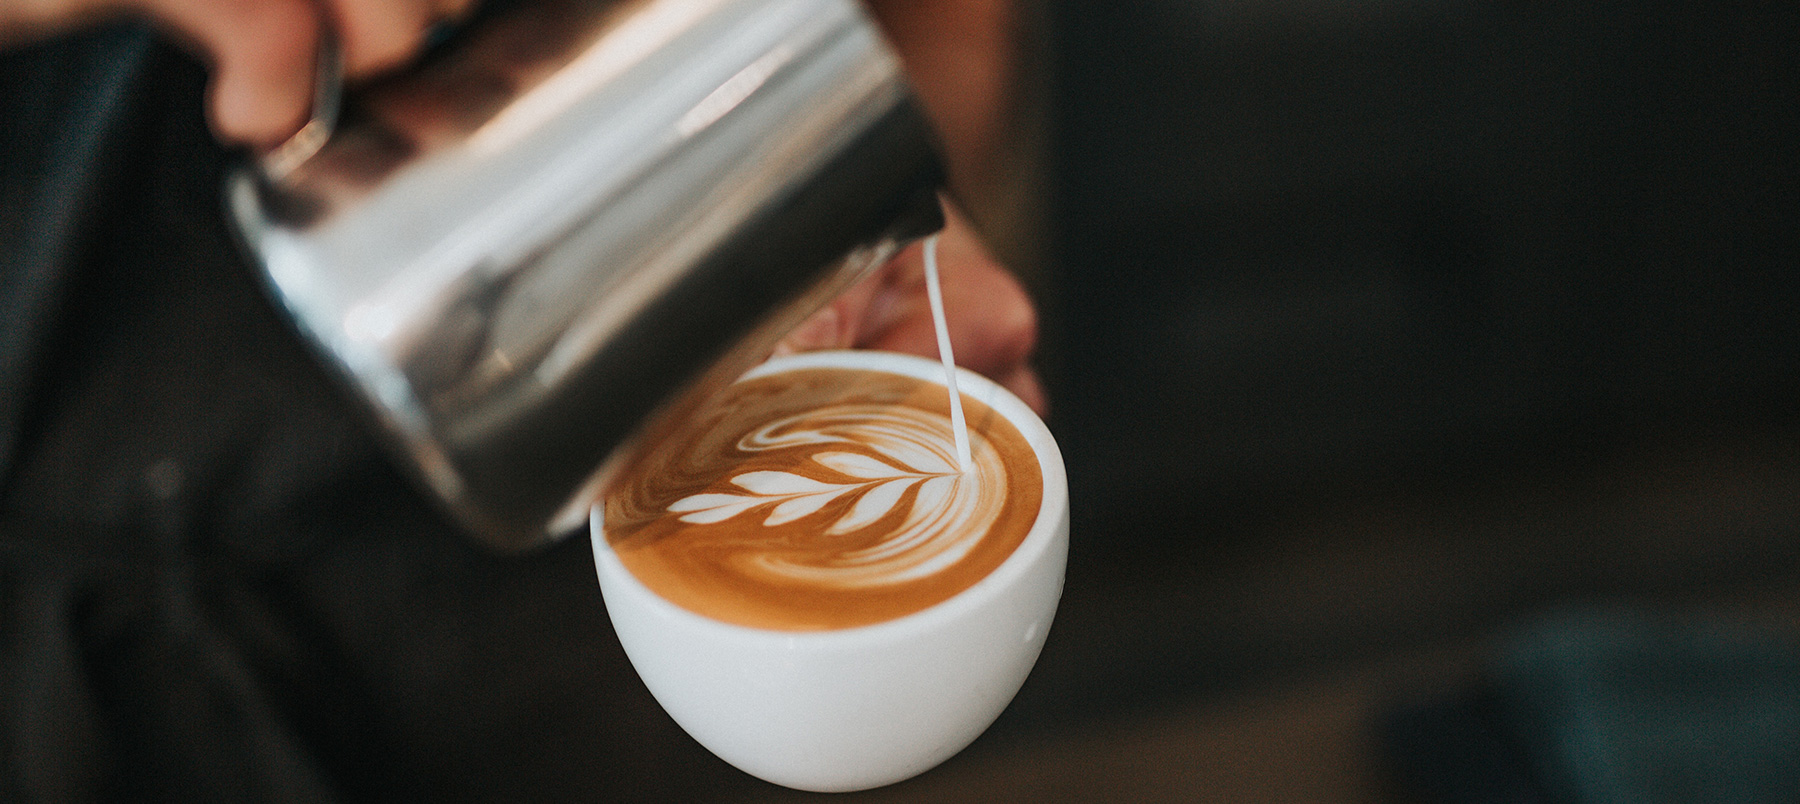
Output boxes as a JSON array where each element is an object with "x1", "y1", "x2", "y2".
[
  {"x1": 602, "y1": 355, "x2": 1042, "y2": 630},
  {"x1": 592, "y1": 349, "x2": 1066, "y2": 792}
]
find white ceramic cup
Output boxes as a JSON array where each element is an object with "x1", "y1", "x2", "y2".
[{"x1": 591, "y1": 349, "x2": 1068, "y2": 792}]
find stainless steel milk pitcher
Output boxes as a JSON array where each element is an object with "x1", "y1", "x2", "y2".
[{"x1": 227, "y1": 0, "x2": 943, "y2": 550}]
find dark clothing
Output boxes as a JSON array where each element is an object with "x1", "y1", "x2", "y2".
[{"x1": 1, "y1": 27, "x2": 734, "y2": 802}]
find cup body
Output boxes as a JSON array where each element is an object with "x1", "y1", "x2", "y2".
[{"x1": 591, "y1": 350, "x2": 1067, "y2": 792}]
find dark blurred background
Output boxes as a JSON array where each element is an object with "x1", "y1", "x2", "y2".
[{"x1": 727, "y1": 0, "x2": 1800, "y2": 800}]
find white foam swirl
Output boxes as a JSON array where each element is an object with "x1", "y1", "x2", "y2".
[{"x1": 665, "y1": 404, "x2": 1003, "y2": 587}]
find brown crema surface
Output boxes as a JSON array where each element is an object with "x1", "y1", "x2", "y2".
[{"x1": 605, "y1": 367, "x2": 1041, "y2": 631}]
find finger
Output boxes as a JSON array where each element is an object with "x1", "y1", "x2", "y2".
[
  {"x1": 857, "y1": 217, "x2": 1040, "y2": 400},
  {"x1": 858, "y1": 246, "x2": 1037, "y2": 380},
  {"x1": 147, "y1": 0, "x2": 322, "y2": 145},
  {"x1": 771, "y1": 304, "x2": 844, "y2": 357},
  {"x1": 324, "y1": 0, "x2": 442, "y2": 76},
  {"x1": 772, "y1": 263, "x2": 888, "y2": 356},
  {"x1": 860, "y1": 257, "x2": 1046, "y2": 416}
]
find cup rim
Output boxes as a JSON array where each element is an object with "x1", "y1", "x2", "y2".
[{"x1": 591, "y1": 348, "x2": 1067, "y2": 647}]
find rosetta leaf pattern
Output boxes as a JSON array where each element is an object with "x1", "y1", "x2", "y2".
[
  {"x1": 666, "y1": 494, "x2": 763, "y2": 524},
  {"x1": 829, "y1": 477, "x2": 914, "y2": 534},
  {"x1": 668, "y1": 445, "x2": 951, "y2": 531},
  {"x1": 814, "y1": 451, "x2": 905, "y2": 480},
  {"x1": 733, "y1": 471, "x2": 835, "y2": 495}
]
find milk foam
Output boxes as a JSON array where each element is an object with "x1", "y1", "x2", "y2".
[{"x1": 921, "y1": 233, "x2": 974, "y2": 470}]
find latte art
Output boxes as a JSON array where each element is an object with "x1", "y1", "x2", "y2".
[
  {"x1": 667, "y1": 405, "x2": 1003, "y2": 585},
  {"x1": 605, "y1": 367, "x2": 1041, "y2": 630}
]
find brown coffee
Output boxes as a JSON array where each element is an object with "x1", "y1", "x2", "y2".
[{"x1": 603, "y1": 366, "x2": 1042, "y2": 631}]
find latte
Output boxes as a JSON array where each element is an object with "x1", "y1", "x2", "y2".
[{"x1": 603, "y1": 365, "x2": 1042, "y2": 631}]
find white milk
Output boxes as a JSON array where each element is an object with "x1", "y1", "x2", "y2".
[{"x1": 921, "y1": 234, "x2": 973, "y2": 471}]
